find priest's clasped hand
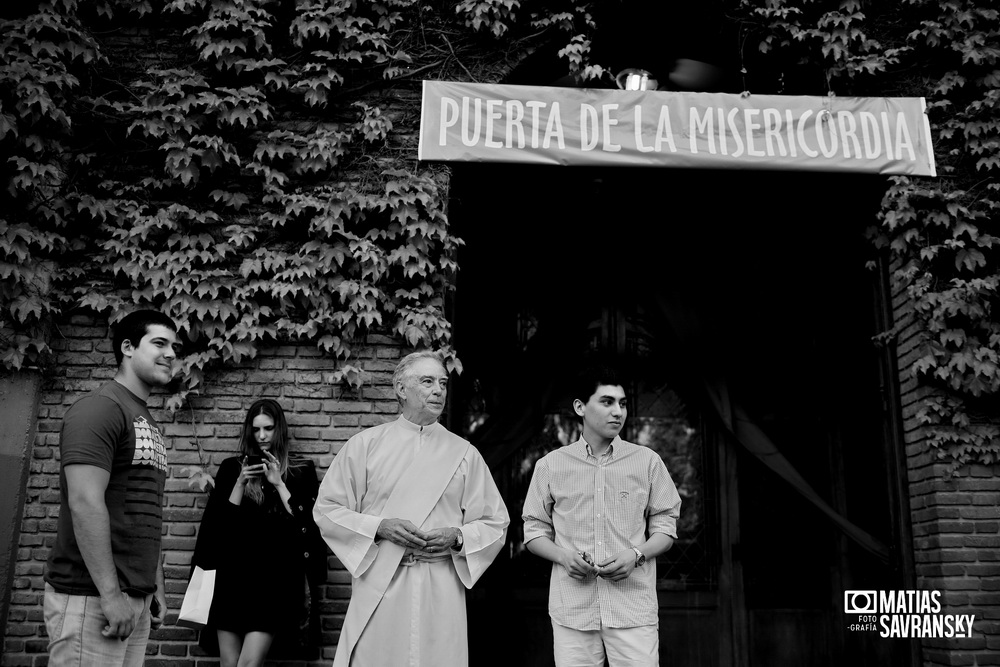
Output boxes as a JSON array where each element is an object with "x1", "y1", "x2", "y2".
[
  {"x1": 421, "y1": 526, "x2": 462, "y2": 552},
  {"x1": 376, "y1": 518, "x2": 429, "y2": 549},
  {"x1": 376, "y1": 520, "x2": 463, "y2": 552}
]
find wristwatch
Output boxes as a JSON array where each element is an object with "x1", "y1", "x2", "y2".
[
  {"x1": 631, "y1": 546, "x2": 646, "y2": 567},
  {"x1": 452, "y1": 530, "x2": 464, "y2": 551}
]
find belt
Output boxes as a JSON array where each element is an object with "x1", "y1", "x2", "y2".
[{"x1": 400, "y1": 551, "x2": 452, "y2": 567}]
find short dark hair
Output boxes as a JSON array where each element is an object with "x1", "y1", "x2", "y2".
[
  {"x1": 573, "y1": 363, "x2": 627, "y2": 404},
  {"x1": 112, "y1": 310, "x2": 178, "y2": 365}
]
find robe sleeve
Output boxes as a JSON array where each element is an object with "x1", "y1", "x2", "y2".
[
  {"x1": 313, "y1": 434, "x2": 383, "y2": 578},
  {"x1": 451, "y1": 447, "x2": 510, "y2": 589}
]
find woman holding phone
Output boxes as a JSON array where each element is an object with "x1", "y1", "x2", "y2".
[{"x1": 190, "y1": 399, "x2": 327, "y2": 666}]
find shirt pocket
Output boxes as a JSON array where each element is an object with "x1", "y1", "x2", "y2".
[{"x1": 609, "y1": 489, "x2": 648, "y2": 538}]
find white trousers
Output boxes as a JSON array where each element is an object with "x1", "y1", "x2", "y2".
[{"x1": 552, "y1": 620, "x2": 659, "y2": 667}]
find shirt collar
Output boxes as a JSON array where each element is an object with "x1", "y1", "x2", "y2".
[
  {"x1": 581, "y1": 435, "x2": 621, "y2": 459},
  {"x1": 396, "y1": 415, "x2": 440, "y2": 433}
]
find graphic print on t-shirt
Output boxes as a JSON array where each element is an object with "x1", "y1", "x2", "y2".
[
  {"x1": 126, "y1": 414, "x2": 167, "y2": 540},
  {"x1": 132, "y1": 415, "x2": 167, "y2": 472}
]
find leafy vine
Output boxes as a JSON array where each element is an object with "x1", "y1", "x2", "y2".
[
  {"x1": 2, "y1": 0, "x2": 469, "y2": 409},
  {"x1": 737, "y1": 0, "x2": 999, "y2": 471}
]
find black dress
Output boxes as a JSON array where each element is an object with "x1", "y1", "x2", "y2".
[{"x1": 191, "y1": 456, "x2": 328, "y2": 658}]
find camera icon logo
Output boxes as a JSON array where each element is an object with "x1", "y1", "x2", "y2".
[{"x1": 844, "y1": 590, "x2": 877, "y2": 614}]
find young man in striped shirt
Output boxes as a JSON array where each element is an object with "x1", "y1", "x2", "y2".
[{"x1": 523, "y1": 365, "x2": 682, "y2": 667}]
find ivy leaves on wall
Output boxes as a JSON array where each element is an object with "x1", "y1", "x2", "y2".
[
  {"x1": 1, "y1": 0, "x2": 461, "y2": 408},
  {"x1": 737, "y1": 0, "x2": 999, "y2": 470},
  {"x1": 882, "y1": 1, "x2": 998, "y2": 471},
  {"x1": 1, "y1": 4, "x2": 101, "y2": 369}
]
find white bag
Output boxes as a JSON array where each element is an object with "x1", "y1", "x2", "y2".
[{"x1": 176, "y1": 566, "x2": 216, "y2": 629}]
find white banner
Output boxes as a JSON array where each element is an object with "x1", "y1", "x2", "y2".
[{"x1": 419, "y1": 80, "x2": 936, "y2": 176}]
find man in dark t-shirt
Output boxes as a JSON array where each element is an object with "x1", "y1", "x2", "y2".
[{"x1": 44, "y1": 310, "x2": 180, "y2": 667}]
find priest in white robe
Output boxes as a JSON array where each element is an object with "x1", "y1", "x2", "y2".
[{"x1": 314, "y1": 351, "x2": 509, "y2": 667}]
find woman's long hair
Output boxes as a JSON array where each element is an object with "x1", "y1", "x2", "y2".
[{"x1": 238, "y1": 399, "x2": 294, "y2": 505}]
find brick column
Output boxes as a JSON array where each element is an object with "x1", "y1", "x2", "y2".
[{"x1": 893, "y1": 275, "x2": 1000, "y2": 666}]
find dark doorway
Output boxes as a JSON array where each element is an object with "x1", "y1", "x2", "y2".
[{"x1": 448, "y1": 162, "x2": 913, "y2": 667}]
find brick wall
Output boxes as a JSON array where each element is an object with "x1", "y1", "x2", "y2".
[
  {"x1": 891, "y1": 267, "x2": 1000, "y2": 666},
  {"x1": 2, "y1": 314, "x2": 405, "y2": 667}
]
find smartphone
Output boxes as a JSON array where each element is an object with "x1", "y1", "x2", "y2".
[{"x1": 245, "y1": 455, "x2": 263, "y2": 467}]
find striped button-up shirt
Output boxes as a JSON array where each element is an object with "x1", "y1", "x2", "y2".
[{"x1": 522, "y1": 437, "x2": 681, "y2": 630}]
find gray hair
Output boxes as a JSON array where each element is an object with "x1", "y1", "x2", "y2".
[{"x1": 393, "y1": 351, "x2": 446, "y2": 406}]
